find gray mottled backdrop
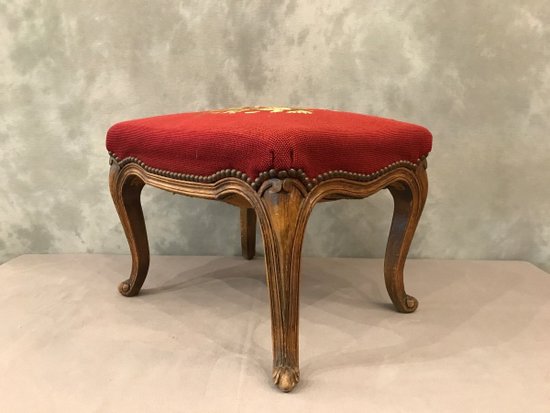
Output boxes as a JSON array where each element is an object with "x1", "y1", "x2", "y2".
[{"x1": 1, "y1": 1, "x2": 549, "y2": 270}]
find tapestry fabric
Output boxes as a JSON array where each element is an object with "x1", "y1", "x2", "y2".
[{"x1": 106, "y1": 107, "x2": 432, "y2": 179}]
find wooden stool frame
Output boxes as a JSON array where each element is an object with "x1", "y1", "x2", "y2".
[{"x1": 109, "y1": 154, "x2": 428, "y2": 392}]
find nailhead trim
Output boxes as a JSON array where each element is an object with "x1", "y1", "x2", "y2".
[{"x1": 109, "y1": 151, "x2": 427, "y2": 192}]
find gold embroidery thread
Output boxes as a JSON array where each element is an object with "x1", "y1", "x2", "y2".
[{"x1": 210, "y1": 106, "x2": 313, "y2": 114}]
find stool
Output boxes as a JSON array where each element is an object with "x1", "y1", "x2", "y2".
[{"x1": 106, "y1": 106, "x2": 432, "y2": 392}]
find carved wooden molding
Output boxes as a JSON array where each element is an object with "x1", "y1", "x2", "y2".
[
  {"x1": 109, "y1": 151, "x2": 427, "y2": 192},
  {"x1": 109, "y1": 152, "x2": 429, "y2": 392}
]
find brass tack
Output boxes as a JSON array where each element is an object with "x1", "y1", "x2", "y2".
[
  {"x1": 289, "y1": 169, "x2": 297, "y2": 177},
  {"x1": 269, "y1": 169, "x2": 277, "y2": 177},
  {"x1": 278, "y1": 170, "x2": 288, "y2": 178}
]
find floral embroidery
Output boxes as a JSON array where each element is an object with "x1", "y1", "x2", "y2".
[{"x1": 210, "y1": 106, "x2": 313, "y2": 114}]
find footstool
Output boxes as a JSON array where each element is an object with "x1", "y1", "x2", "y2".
[{"x1": 106, "y1": 106, "x2": 432, "y2": 392}]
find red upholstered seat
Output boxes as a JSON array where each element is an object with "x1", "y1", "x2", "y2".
[{"x1": 106, "y1": 107, "x2": 432, "y2": 181}]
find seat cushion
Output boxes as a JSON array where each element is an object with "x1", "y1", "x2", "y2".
[{"x1": 106, "y1": 106, "x2": 432, "y2": 181}]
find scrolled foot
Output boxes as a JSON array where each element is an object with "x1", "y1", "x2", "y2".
[
  {"x1": 273, "y1": 366, "x2": 300, "y2": 392},
  {"x1": 396, "y1": 294, "x2": 418, "y2": 313},
  {"x1": 118, "y1": 279, "x2": 139, "y2": 297}
]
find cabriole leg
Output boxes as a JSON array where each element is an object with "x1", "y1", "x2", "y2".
[
  {"x1": 256, "y1": 179, "x2": 310, "y2": 392},
  {"x1": 240, "y1": 207, "x2": 256, "y2": 260},
  {"x1": 109, "y1": 163, "x2": 150, "y2": 297},
  {"x1": 384, "y1": 164, "x2": 428, "y2": 313}
]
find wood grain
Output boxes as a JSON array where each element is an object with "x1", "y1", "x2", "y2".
[
  {"x1": 109, "y1": 162, "x2": 150, "y2": 297},
  {"x1": 109, "y1": 158, "x2": 429, "y2": 392},
  {"x1": 240, "y1": 207, "x2": 256, "y2": 260}
]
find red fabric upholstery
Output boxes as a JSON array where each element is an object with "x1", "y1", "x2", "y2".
[{"x1": 106, "y1": 107, "x2": 432, "y2": 180}]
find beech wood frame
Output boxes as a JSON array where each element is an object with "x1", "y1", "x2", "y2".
[{"x1": 109, "y1": 156, "x2": 428, "y2": 392}]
